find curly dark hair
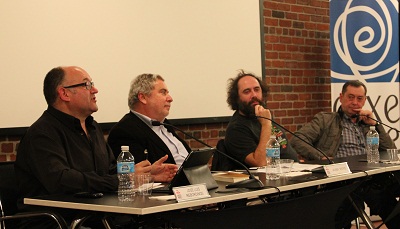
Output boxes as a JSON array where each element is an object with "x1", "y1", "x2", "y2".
[{"x1": 226, "y1": 69, "x2": 268, "y2": 110}]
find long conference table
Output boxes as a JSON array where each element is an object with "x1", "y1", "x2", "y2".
[{"x1": 24, "y1": 154, "x2": 400, "y2": 229}]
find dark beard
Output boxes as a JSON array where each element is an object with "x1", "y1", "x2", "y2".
[{"x1": 238, "y1": 98, "x2": 264, "y2": 117}]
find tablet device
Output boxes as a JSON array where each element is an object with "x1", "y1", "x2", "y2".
[{"x1": 152, "y1": 148, "x2": 218, "y2": 194}]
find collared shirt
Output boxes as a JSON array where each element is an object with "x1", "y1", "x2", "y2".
[
  {"x1": 15, "y1": 106, "x2": 118, "y2": 209},
  {"x1": 132, "y1": 110, "x2": 189, "y2": 166},
  {"x1": 336, "y1": 114, "x2": 366, "y2": 157}
]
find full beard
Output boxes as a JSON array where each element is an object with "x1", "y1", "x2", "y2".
[{"x1": 238, "y1": 98, "x2": 264, "y2": 117}]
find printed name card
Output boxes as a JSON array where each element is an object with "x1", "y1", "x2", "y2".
[
  {"x1": 172, "y1": 183, "x2": 211, "y2": 202},
  {"x1": 324, "y1": 162, "x2": 352, "y2": 177}
]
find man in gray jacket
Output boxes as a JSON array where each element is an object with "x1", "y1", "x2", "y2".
[
  {"x1": 291, "y1": 80, "x2": 400, "y2": 228},
  {"x1": 292, "y1": 80, "x2": 395, "y2": 160}
]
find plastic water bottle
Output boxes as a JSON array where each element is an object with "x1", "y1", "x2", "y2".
[
  {"x1": 266, "y1": 135, "x2": 281, "y2": 180},
  {"x1": 366, "y1": 126, "x2": 379, "y2": 163},
  {"x1": 117, "y1": 145, "x2": 135, "y2": 201}
]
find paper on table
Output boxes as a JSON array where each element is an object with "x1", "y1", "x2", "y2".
[
  {"x1": 252, "y1": 163, "x2": 322, "y2": 173},
  {"x1": 148, "y1": 195, "x2": 176, "y2": 201},
  {"x1": 249, "y1": 167, "x2": 267, "y2": 173},
  {"x1": 291, "y1": 163, "x2": 323, "y2": 172},
  {"x1": 284, "y1": 171, "x2": 312, "y2": 177},
  {"x1": 151, "y1": 183, "x2": 163, "y2": 189},
  {"x1": 133, "y1": 182, "x2": 163, "y2": 192},
  {"x1": 282, "y1": 163, "x2": 324, "y2": 177}
]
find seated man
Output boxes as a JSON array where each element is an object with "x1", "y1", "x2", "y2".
[
  {"x1": 15, "y1": 66, "x2": 175, "y2": 228},
  {"x1": 224, "y1": 70, "x2": 298, "y2": 169},
  {"x1": 291, "y1": 80, "x2": 400, "y2": 228},
  {"x1": 291, "y1": 80, "x2": 395, "y2": 160},
  {"x1": 108, "y1": 73, "x2": 191, "y2": 167}
]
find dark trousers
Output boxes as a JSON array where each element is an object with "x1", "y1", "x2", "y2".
[{"x1": 335, "y1": 172, "x2": 400, "y2": 229}]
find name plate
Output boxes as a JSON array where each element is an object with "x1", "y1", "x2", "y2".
[
  {"x1": 324, "y1": 162, "x2": 352, "y2": 177},
  {"x1": 172, "y1": 183, "x2": 211, "y2": 202}
]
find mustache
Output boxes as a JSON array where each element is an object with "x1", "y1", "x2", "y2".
[{"x1": 248, "y1": 98, "x2": 265, "y2": 107}]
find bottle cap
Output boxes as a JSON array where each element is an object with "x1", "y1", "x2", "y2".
[
  {"x1": 369, "y1": 126, "x2": 375, "y2": 130},
  {"x1": 121, "y1": 146, "x2": 129, "y2": 151}
]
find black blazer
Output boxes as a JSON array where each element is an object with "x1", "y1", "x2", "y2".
[{"x1": 107, "y1": 111, "x2": 191, "y2": 164}]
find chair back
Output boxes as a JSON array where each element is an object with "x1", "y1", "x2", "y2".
[
  {"x1": 211, "y1": 139, "x2": 237, "y2": 171},
  {"x1": 0, "y1": 161, "x2": 18, "y2": 217},
  {"x1": 0, "y1": 161, "x2": 69, "y2": 229}
]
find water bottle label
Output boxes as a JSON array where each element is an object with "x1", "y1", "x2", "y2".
[
  {"x1": 367, "y1": 137, "x2": 379, "y2": 145},
  {"x1": 117, "y1": 162, "x2": 135, "y2": 173},
  {"x1": 267, "y1": 148, "x2": 280, "y2": 157}
]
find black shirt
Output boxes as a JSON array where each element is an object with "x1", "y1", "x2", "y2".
[
  {"x1": 15, "y1": 106, "x2": 118, "y2": 208},
  {"x1": 225, "y1": 111, "x2": 299, "y2": 169}
]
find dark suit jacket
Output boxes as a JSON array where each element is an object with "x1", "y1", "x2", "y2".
[{"x1": 107, "y1": 111, "x2": 191, "y2": 164}]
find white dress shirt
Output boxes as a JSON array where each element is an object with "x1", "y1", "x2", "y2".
[{"x1": 132, "y1": 110, "x2": 189, "y2": 166}]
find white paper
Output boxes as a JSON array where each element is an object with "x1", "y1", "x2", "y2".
[
  {"x1": 148, "y1": 195, "x2": 176, "y2": 201},
  {"x1": 291, "y1": 163, "x2": 323, "y2": 172}
]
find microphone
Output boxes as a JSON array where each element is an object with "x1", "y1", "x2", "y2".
[
  {"x1": 151, "y1": 120, "x2": 264, "y2": 189},
  {"x1": 351, "y1": 114, "x2": 400, "y2": 133},
  {"x1": 255, "y1": 116, "x2": 370, "y2": 224},
  {"x1": 255, "y1": 115, "x2": 334, "y2": 165}
]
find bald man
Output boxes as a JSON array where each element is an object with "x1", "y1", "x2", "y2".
[{"x1": 15, "y1": 66, "x2": 175, "y2": 228}]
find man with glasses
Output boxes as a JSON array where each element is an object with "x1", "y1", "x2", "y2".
[
  {"x1": 15, "y1": 66, "x2": 176, "y2": 228},
  {"x1": 291, "y1": 80, "x2": 400, "y2": 228}
]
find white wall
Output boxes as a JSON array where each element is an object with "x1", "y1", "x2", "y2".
[{"x1": 0, "y1": 0, "x2": 263, "y2": 128}]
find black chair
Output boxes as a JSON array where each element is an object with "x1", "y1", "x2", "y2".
[
  {"x1": 211, "y1": 139, "x2": 237, "y2": 171},
  {"x1": 160, "y1": 181, "x2": 361, "y2": 229},
  {"x1": 0, "y1": 161, "x2": 68, "y2": 229}
]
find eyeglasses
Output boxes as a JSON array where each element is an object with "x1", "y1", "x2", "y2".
[{"x1": 63, "y1": 81, "x2": 94, "y2": 90}]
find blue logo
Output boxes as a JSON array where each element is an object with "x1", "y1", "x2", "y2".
[{"x1": 330, "y1": 0, "x2": 399, "y2": 83}]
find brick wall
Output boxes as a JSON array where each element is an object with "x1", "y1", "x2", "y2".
[
  {"x1": 263, "y1": 0, "x2": 332, "y2": 135},
  {"x1": 0, "y1": 136, "x2": 18, "y2": 161},
  {"x1": 0, "y1": 0, "x2": 332, "y2": 161}
]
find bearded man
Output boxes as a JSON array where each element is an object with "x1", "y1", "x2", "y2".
[{"x1": 223, "y1": 70, "x2": 298, "y2": 169}]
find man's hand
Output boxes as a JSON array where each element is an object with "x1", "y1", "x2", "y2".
[
  {"x1": 255, "y1": 104, "x2": 271, "y2": 127},
  {"x1": 134, "y1": 155, "x2": 178, "y2": 182},
  {"x1": 151, "y1": 155, "x2": 178, "y2": 182},
  {"x1": 135, "y1": 160, "x2": 152, "y2": 174},
  {"x1": 244, "y1": 104, "x2": 271, "y2": 167},
  {"x1": 354, "y1": 109, "x2": 377, "y2": 126}
]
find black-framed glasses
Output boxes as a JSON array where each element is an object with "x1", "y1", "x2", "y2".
[{"x1": 63, "y1": 81, "x2": 94, "y2": 90}]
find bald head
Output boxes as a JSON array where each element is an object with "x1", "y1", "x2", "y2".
[{"x1": 44, "y1": 66, "x2": 98, "y2": 120}]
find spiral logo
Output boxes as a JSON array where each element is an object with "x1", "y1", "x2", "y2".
[{"x1": 330, "y1": 0, "x2": 399, "y2": 83}]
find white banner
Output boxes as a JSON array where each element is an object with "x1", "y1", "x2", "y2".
[{"x1": 330, "y1": 0, "x2": 399, "y2": 146}]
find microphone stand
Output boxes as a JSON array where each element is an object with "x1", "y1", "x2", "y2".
[
  {"x1": 255, "y1": 115, "x2": 334, "y2": 164},
  {"x1": 151, "y1": 121, "x2": 264, "y2": 189},
  {"x1": 256, "y1": 115, "x2": 376, "y2": 228}
]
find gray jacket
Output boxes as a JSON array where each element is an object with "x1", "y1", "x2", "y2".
[{"x1": 291, "y1": 108, "x2": 396, "y2": 160}]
